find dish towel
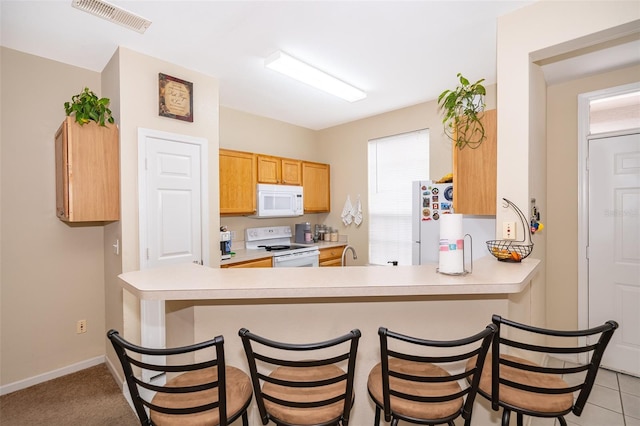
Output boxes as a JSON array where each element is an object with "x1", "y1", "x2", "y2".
[
  {"x1": 352, "y1": 195, "x2": 363, "y2": 226},
  {"x1": 341, "y1": 195, "x2": 353, "y2": 226}
]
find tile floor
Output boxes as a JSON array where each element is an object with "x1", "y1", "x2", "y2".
[{"x1": 527, "y1": 360, "x2": 640, "y2": 426}]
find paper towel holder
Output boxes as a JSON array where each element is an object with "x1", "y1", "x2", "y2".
[{"x1": 437, "y1": 233, "x2": 473, "y2": 276}]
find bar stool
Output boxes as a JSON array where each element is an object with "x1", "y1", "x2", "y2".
[
  {"x1": 468, "y1": 315, "x2": 618, "y2": 426},
  {"x1": 238, "y1": 328, "x2": 361, "y2": 426},
  {"x1": 107, "y1": 330, "x2": 252, "y2": 426},
  {"x1": 367, "y1": 325, "x2": 496, "y2": 426}
]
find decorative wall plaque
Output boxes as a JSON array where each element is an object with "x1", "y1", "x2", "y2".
[{"x1": 159, "y1": 73, "x2": 193, "y2": 122}]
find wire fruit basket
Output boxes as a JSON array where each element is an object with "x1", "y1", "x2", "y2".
[{"x1": 486, "y1": 198, "x2": 533, "y2": 262}]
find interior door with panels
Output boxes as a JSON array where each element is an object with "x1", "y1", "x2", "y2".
[{"x1": 588, "y1": 131, "x2": 640, "y2": 376}]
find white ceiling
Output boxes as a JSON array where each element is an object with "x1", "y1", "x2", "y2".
[{"x1": 2, "y1": 1, "x2": 638, "y2": 130}]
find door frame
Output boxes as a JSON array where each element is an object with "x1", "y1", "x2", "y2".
[{"x1": 577, "y1": 82, "x2": 640, "y2": 335}]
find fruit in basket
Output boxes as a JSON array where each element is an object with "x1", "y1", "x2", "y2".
[
  {"x1": 492, "y1": 247, "x2": 511, "y2": 260},
  {"x1": 510, "y1": 251, "x2": 521, "y2": 261}
]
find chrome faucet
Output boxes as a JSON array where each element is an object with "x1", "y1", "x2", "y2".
[{"x1": 341, "y1": 245, "x2": 358, "y2": 266}]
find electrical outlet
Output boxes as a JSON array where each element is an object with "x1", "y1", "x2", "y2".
[
  {"x1": 77, "y1": 320, "x2": 87, "y2": 334},
  {"x1": 502, "y1": 221, "x2": 516, "y2": 240}
]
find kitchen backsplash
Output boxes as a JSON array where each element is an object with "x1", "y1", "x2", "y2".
[{"x1": 221, "y1": 213, "x2": 331, "y2": 251}]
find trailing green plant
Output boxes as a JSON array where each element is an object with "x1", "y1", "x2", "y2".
[
  {"x1": 64, "y1": 87, "x2": 114, "y2": 126},
  {"x1": 437, "y1": 73, "x2": 486, "y2": 149}
]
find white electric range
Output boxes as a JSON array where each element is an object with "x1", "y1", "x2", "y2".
[{"x1": 245, "y1": 226, "x2": 320, "y2": 267}]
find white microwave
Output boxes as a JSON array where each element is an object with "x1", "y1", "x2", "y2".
[{"x1": 254, "y1": 184, "x2": 304, "y2": 217}]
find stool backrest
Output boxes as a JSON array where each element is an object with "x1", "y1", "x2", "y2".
[
  {"x1": 239, "y1": 328, "x2": 361, "y2": 426},
  {"x1": 377, "y1": 325, "x2": 496, "y2": 424},
  {"x1": 107, "y1": 329, "x2": 231, "y2": 426},
  {"x1": 490, "y1": 315, "x2": 618, "y2": 416}
]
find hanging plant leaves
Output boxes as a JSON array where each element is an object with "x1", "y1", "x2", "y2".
[
  {"x1": 64, "y1": 87, "x2": 115, "y2": 126},
  {"x1": 438, "y1": 73, "x2": 486, "y2": 149}
]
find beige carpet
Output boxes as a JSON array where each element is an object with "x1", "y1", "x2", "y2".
[{"x1": 0, "y1": 363, "x2": 139, "y2": 426}]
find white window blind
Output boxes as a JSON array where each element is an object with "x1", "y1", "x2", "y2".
[{"x1": 368, "y1": 129, "x2": 429, "y2": 265}]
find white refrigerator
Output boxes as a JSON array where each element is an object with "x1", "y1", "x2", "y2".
[{"x1": 411, "y1": 180, "x2": 496, "y2": 265}]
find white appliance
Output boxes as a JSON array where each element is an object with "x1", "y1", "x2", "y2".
[
  {"x1": 246, "y1": 226, "x2": 319, "y2": 267},
  {"x1": 411, "y1": 180, "x2": 495, "y2": 265},
  {"x1": 253, "y1": 184, "x2": 304, "y2": 218}
]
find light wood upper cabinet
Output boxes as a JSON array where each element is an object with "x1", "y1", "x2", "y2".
[
  {"x1": 55, "y1": 117, "x2": 120, "y2": 222},
  {"x1": 257, "y1": 155, "x2": 302, "y2": 185},
  {"x1": 281, "y1": 158, "x2": 302, "y2": 185},
  {"x1": 302, "y1": 161, "x2": 331, "y2": 213},
  {"x1": 219, "y1": 149, "x2": 256, "y2": 215},
  {"x1": 452, "y1": 109, "x2": 497, "y2": 215}
]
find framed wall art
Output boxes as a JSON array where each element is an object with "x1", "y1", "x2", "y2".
[{"x1": 159, "y1": 73, "x2": 193, "y2": 122}]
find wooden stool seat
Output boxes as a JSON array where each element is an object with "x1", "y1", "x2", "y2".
[
  {"x1": 151, "y1": 366, "x2": 253, "y2": 425},
  {"x1": 368, "y1": 358, "x2": 463, "y2": 421},
  {"x1": 263, "y1": 364, "x2": 349, "y2": 425},
  {"x1": 466, "y1": 353, "x2": 573, "y2": 415}
]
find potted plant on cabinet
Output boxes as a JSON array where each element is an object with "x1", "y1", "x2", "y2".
[
  {"x1": 64, "y1": 87, "x2": 115, "y2": 126},
  {"x1": 437, "y1": 73, "x2": 486, "y2": 149},
  {"x1": 55, "y1": 87, "x2": 119, "y2": 222}
]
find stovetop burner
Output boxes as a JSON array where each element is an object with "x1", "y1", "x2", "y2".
[{"x1": 258, "y1": 245, "x2": 291, "y2": 251}]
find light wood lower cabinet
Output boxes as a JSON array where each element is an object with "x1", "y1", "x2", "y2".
[
  {"x1": 319, "y1": 245, "x2": 345, "y2": 267},
  {"x1": 302, "y1": 161, "x2": 331, "y2": 213},
  {"x1": 55, "y1": 117, "x2": 120, "y2": 222},
  {"x1": 220, "y1": 149, "x2": 256, "y2": 215},
  {"x1": 221, "y1": 257, "x2": 272, "y2": 268}
]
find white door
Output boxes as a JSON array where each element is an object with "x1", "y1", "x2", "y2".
[
  {"x1": 137, "y1": 129, "x2": 209, "y2": 376},
  {"x1": 588, "y1": 132, "x2": 640, "y2": 375},
  {"x1": 139, "y1": 129, "x2": 209, "y2": 269}
]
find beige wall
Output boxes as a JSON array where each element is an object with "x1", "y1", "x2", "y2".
[
  {"x1": 496, "y1": 1, "x2": 639, "y2": 334},
  {"x1": 218, "y1": 107, "x2": 325, "y2": 249},
  {"x1": 316, "y1": 88, "x2": 497, "y2": 264},
  {"x1": 1, "y1": 48, "x2": 106, "y2": 385},
  {"x1": 2, "y1": 0, "x2": 638, "y2": 391},
  {"x1": 546, "y1": 64, "x2": 640, "y2": 332},
  {"x1": 109, "y1": 47, "x2": 221, "y2": 376}
]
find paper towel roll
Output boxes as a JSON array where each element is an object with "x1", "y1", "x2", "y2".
[{"x1": 439, "y1": 214, "x2": 464, "y2": 274}]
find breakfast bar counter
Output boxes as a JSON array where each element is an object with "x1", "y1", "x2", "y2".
[
  {"x1": 118, "y1": 257, "x2": 541, "y2": 426},
  {"x1": 120, "y1": 256, "x2": 540, "y2": 301}
]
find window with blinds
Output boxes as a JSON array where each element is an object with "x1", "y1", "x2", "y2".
[{"x1": 368, "y1": 129, "x2": 429, "y2": 266}]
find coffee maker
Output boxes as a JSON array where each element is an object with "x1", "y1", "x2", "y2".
[
  {"x1": 295, "y1": 222, "x2": 311, "y2": 244},
  {"x1": 220, "y1": 231, "x2": 232, "y2": 260}
]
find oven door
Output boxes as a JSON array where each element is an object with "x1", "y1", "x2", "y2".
[{"x1": 273, "y1": 250, "x2": 320, "y2": 267}]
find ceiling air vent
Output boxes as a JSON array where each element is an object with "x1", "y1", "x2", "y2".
[{"x1": 71, "y1": 0, "x2": 152, "y2": 34}]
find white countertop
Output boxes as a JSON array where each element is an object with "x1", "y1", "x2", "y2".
[{"x1": 119, "y1": 256, "x2": 540, "y2": 301}]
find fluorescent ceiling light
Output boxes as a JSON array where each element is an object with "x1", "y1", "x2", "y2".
[
  {"x1": 72, "y1": 0, "x2": 152, "y2": 34},
  {"x1": 265, "y1": 51, "x2": 366, "y2": 102}
]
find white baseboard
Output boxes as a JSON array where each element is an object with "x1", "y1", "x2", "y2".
[{"x1": 0, "y1": 355, "x2": 105, "y2": 396}]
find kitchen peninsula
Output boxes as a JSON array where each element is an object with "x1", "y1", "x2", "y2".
[{"x1": 119, "y1": 256, "x2": 540, "y2": 425}]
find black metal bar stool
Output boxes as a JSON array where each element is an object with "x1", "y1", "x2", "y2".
[
  {"x1": 108, "y1": 330, "x2": 252, "y2": 426},
  {"x1": 368, "y1": 325, "x2": 496, "y2": 426},
  {"x1": 239, "y1": 328, "x2": 361, "y2": 426},
  {"x1": 468, "y1": 315, "x2": 618, "y2": 426}
]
